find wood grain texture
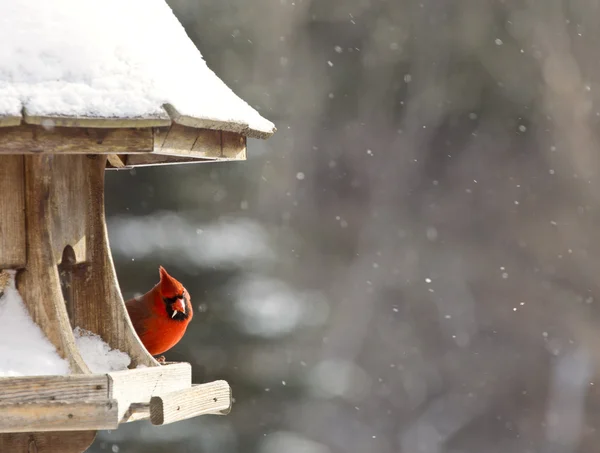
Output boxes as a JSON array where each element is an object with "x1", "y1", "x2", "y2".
[
  {"x1": 106, "y1": 154, "x2": 126, "y2": 168},
  {"x1": 63, "y1": 156, "x2": 158, "y2": 370},
  {"x1": 0, "y1": 115, "x2": 22, "y2": 127},
  {"x1": 0, "y1": 431, "x2": 96, "y2": 453},
  {"x1": 0, "y1": 125, "x2": 153, "y2": 154},
  {"x1": 159, "y1": 123, "x2": 200, "y2": 155},
  {"x1": 105, "y1": 126, "x2": 249, "y2": 168},
  {"x1": 161, "y1": 103, "x2": 275, "y2": 140},
  {"x1": 222, "y1": 131, "x2": 247, "y2": 160},
  {"x1": 18, "y1": 155, "x2": 91, "y2": 374},
  {"x1": 119, "y1": 154, "x2": 217, "y2": 168},
  {"x1": 0, "y1": 400, "x2": 118, "y2": 433},
  {"x1": 108, "y1": 363, "x2": 191, "y2": 422},
  {"x1": 190, "y1": 129, "x2": 222, "y2": 158},
  {"x1": 0, "y1": 375, "x2": 109, "y2": 404},
  {"x1": 153, "y1": 125, "x2": 223, "y2": 158},
  {"x1": 120, "y1": 403, "x2": 150, "y2": 423},
  {"x1": 0, "y1": 155, "x2": 26, "y2": 267},
  {"x1": 0, "y1": 270, "x2": 10, "y2": 292},
  {"x1": 149, "y1": 380, "x2": 232, "y2": 426},
  {"x1": 24, "y1": 112, "x2": 171, "y2": 129}
]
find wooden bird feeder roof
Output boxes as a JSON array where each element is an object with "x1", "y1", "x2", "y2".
[
  {"x1": 0, "y1": 1, "x2": 272, "y2": 451},
  {"x1": 0, "y1": 0, "x2": 275, "y2": 168}
]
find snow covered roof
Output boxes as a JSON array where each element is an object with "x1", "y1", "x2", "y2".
[{"x1": 0, "y1": 0, "x2": 275, "y2": 139}]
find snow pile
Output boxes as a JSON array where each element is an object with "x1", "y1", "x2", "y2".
[
  {"x1": 0, "y1": 270, "x2": 70, "y2": 377},
  {"x1": 73, "y1": 327, "x2": 131, "y2": 373},
  {"x1": 0, "y1": 0, "x2": 275, "y2": 138}
]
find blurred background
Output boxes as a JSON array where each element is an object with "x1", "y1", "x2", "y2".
[{"x1": 90, "y1": 0, "x2": 600, "y2": 452}]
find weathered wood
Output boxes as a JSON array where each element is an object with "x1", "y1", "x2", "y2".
[
  {"x1": 64, "y1": 156, "x2": 158, "y2": 369},
  {"x1": 154, "y1": 125, "x2": 222, "y2": 158},
  {"x1": 0, "y1": 115, "x2": 22, "y2": 127},
  {"x1": 0, "y1": 124, "x2": 247, "y2": 169},
  {"x1": 0, "y1": 400, "x2": 118, "y2": 433},
  {"x1": 0, "y1": 375, "x2": 109, "y2": 404},
  {"x1": 222, "y1": 131, "x2": 246, "y2": 160},
  {"x1": 159, "y1": 123, "x2": 200, "y2": 155},
  {"x1": 121, "y1": 403, "x2": 150, "y2": 422},
  {"x1": 105, "y1": 126, "x2": 249, "y2": 168},
  {"x1": 0, "y1": 155, "x2": 26, "y2": 268},
  {"x1": 120, "y1": 154, "x2": 217, "y2": 168},
  {"x1": 149, "y1": 380, "x2": 232, "y2": 426},
  {"x1": 0, "y1": 125, "x2": 153, "y2": 154},
  {"x1": 190, "y1": 129, "x2": 223, "y2": 158},
  {"x1": 162, "y1": 103, "x2": 274, "y2": 140},
  {"x1": 23, "y1": 112, "x2": 172, "y2": 129},
  {"x1": 18, "y1": 155, "x2": 91, "y2": 374},
  {"x1": 109, "y1": 363, "x2": 191, "y2": 422},
  {"x1": 106, "y1": 154, "x2": 126, "y2": 168},
  {"x1": 0, "y1": 431, "x2": 96, "y2": 453},
  {"x1": 0, "y1": 270, "x2": 10, "y2": 292},
  {"x1": 32, "y1": 156, "x2": 90, "y2": 263}
]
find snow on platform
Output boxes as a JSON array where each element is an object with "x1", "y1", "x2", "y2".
[
  {"x1": 0, "y1": 271, "x2": 70, "y2": 377},
  {"x1": 73, "y1": 327, "x2": 131, "y2": 373}
]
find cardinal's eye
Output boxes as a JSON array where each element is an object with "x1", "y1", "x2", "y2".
[{"x1": 163, "y1": 294, "x2": 184, "y2": 304}]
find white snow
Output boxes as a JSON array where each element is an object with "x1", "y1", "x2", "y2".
[
  {"x1": 0, "y1": 0, "x2": 275, "y2": 138},
  {"x1": 0, "y1": 270, "x2": 70, "y2": 377},
  {"x1": 73, "y1": 327, "x2": 131, "y2": 373}
]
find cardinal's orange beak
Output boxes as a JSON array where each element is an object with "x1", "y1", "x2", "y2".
[{"x1": 171, "y1": 298, "x2": 186, "y2": 318}]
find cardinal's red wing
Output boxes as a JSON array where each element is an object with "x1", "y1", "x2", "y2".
[{"x1": 125, "y1": 296, "x2": 154, "y2": 340}]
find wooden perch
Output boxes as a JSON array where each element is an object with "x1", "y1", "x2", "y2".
[
  {"x1": 149, "y1": 380, "x2": 232, "y2": 426},
  {"x1": 0, "y1": 364, "x2": 231, "y2": 433},
  {"x1": 108, "y1": 363, "x2": 191, "y2": 422}
]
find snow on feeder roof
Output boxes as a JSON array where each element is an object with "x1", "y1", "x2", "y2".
[{"x1": 0, "y1": 0, "x2": 275, "y2": 168}]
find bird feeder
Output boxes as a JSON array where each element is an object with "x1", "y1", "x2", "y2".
[{"x1": 0, "y1": 1, "x2": 275, "y2": 452}]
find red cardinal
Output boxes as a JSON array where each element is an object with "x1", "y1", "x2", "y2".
[{"x1": 125, "y1": 266, "x2": 193, "y2": 356}]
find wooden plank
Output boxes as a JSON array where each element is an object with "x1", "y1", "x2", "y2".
[
  {"x1": 0, "y1": 155, "x2": 26, "y2": 268},
  {"x1": 38, "y1": 155, "x2": 90, "y2": 263},
  {"x1": 0, "y1": 375, "x2": 109, "y2": 404},
  {"x1": 162, "y1": 103, "x2": 275, "y2": 139},
  {"x1": 0, "y1": 431, "x2": 97, "y2": 453},
  {"x1": 158, "y1": 123, "x2": 199, "y2": 155},
  {"x1": 0, "y1": 400, "x2": 118, "y2": 433},
  {"x1": 19, "y1": 156, "x2": 91, "y2": 374},
  {"x1": 222, "y1": 131, "x2": 246, "y2": 160},
  {"x1": 24, "y1": 112, "x2": 171, "y2": 129},
  {"x1": 154, "y1": 125, "x2": 222, "y2": 158},
  {"x1": 109, "y1": 125, "x2": 244, "y2": 167},
  {"x1": 0, "y1": 115, "x2": 22, "y2": 127},
  {"x1": 121, "y1": 403, "x2": 150, "y2": 423},
  {"x1": 65, "y1": 156, "x2": 159, "y2": 370},
  {"x1": 0, "y1": 125, "x2": 153, "y2": 154},
  {"x1": 154, "y1": 126, "x2": 169, "y2": 150},
  {"x1": 106, "y1": 154, "x2": 126, "y2": 168},
  {"x1": 108, "y1": 363, "x2": 191, "y2": 422},
  {"x1": 121, "y1": 154, "x2": 217, "y2": 168},
  {"x1": 191, "y1": 129, "x2": 223, "y2": 158},
  {"x1": 149, "y1": 380, "x2": 232, "y2": 426}
]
